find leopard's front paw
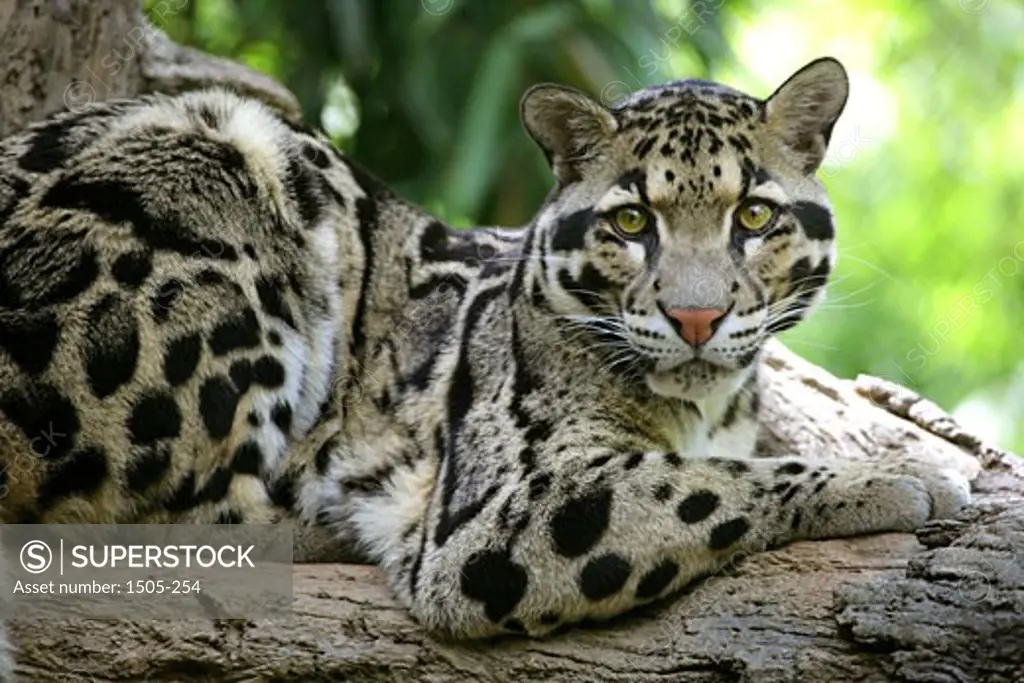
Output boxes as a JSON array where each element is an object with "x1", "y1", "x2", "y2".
[
  {"x1": 802, "y1": 462, "x2": 973, "y2": 540},
  {"x1": 892, "y1": 463, "x2": 972, "y2": 521},
  {"x1": 859, "y1": 464, "x2": 972, "y2": 533}
]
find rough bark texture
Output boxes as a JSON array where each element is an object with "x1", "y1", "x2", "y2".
[
  {"x1": 2, "y1": 3, "x2": 1022, "y2": 680},
  {"x1": 0, "y1": 0, "x2": 299, "y2": 138}
]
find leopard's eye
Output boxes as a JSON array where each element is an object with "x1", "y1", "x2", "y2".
[
  {"x1": 612, "y1": 206, "x2": 650, "y2": 236},
  {"x1": 734, "y1": 200, "x2": 776, "y2": 232}
]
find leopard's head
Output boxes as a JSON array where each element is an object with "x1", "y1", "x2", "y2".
[{"x1": 521, "y1": 58, "x2": 848, "y2": 400}]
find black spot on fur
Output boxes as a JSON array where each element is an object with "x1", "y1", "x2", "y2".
[
  {"x1": 780, "y1": 483, "x2": 801, "y2": 505},
  {"x1": 253, "y1": 356, "x2": 285, "y2": 388},
  {"x1": 435, "y1": 284, "x2": 506, "y2": 545},
  {"x1": 664, "y1": 452, "x2": 682, "y2": 468},
  {"x1": 418, "y1": 221, "x2": 449, "y2": 261},
  {"x1": 195, "y1": 269, "x2": 228, "y2": 287},
  {"x1": 163, "y1": 333, "x2": 202, "y2": 386},
  {"x1": 779, "y1": 257, "x2": 831, "y2": 309},
  {"x1": 709, "y1": 517, "x2": 750, "y2": 550},
  {"x1": 303, "y1": 143, "x2": 330, "y2": 168},
  {"x1": 208, "y1": 307, "x2": 261, "y2": 355},
  {"x1": 198, "y1": 376, "x2": 239, "y2": 440},
  {"x1": 18, "y1": 115, "x2": 81, "y2": 172},
  {"x1": 587, "y1": 453, "x2": 614, "y2": 469},
  {"x1": 41, "y1": 176, "x2": 238, "y2": 261},
  {"x1": 677, "y1": 489, "x2": 719, "y2": 524},
  {"x1": 528, "y1": 472, "x2": 551, "y2": 500},
  {"x1": 577, "y1": 264, "x2": 614, "y2": 307},
  {"x1": 256, "y1": 276, "x2": 296, "y2": 328},
  {"x1": 271, "y1": 402, "x2": 292, "y2": 434},
  {"x1": 350, "y1": 192, "x2": 378, "y2": 358},
  {"x1": 0, "y1": 310, "x2": 60, "y2": 375},
  {"x1": 654, "y1": 483, "x2": 674, "y2": 502},
  {"x1": 126, "y1": 444, "x2": 172, "y2": 493},
  {"x1": 3, "y1": 235, "x2": 101, "y2": 308},
  {"x1": 231, "y1": 441, "x2": 262, "y2": 476},
  {"x1": 550, "y1": 209, "x2": 593, "y2": 251},
  {"x1": 635, "y1": 560, "x2": 679, "y2": 599},
  {"x1": 84, "y1": 293, "x2": 140, "y2": 398},
  {"x1": 38, "y1": 446, "x2": 108, "y2": 511},
  {"x1": 550, "y1": 488, "x2": 613, "y2": 558},
  {"x1": 165, "y1": 468, "x2": 234, "y2": 512},
  {"x1": 720, "y1": 395, "x2": 740, "y2": 429},
  {"x1": 128, "y1": 392, "x2": 181, "y2": 445},
  {"x1": 579, "y1": 553, "x2": 632, "y2": 601},
  {"x1": 150, "y1": 279, "x2": 183, "y2": 323},
  {"x1": 540, "y1": 612, "x2": 561, "y2": 626},
  {"x1": 633, "y1": 136, "x2": 658, "y2": 160},
  {"x1": 268, "y1": 471, "x2": 297, "y2": 510},
  {"x1": 193, "y1": 106, "x2": 218, "y2": 128},
  {"x1": 229, "y1": 359, "x2": 252, "y2": 394},
  {"x1": 315, "y1": 437, "x2": 338, "y2": 475},
  {"x1": 459, "y1": 550, "x2": 528, "y2": 622},
  {"x1": 711, "y1": 458, "x2": 750, "y2": 477},
  {"x1": 285, "y1": 155, "x2": 324, "y2": 225},
  {"x1": 557, "y1": 268, "x2": 604, "y2": 312},
  {"x1": 614, "y1": 169, "x2": 647, "y2": 204},
  {"x1": 0, "y1": 384, "x2": 79, "y2": 459},
  {"x1": 504, "y1": 618, "x2": 525, "y2": 633},
  {"x1": 201, "y1": 471, "x2": 236, "y2": 510},
  {"x1": 791, "y1": 201, "x2": 834, "y2": 240},
  {"x1": 111, "y1": 250, "x2": 153, "y2": 288},
  {"x1": 624, "y1": 452, "x2": 644, "y2": 470},
  {"x1": 775, "y1": 461, "x2": 806, "y2": 476}
]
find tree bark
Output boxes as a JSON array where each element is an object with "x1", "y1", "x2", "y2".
[
  {"x1": 0, "y1": 0, "x2": 299, "y2": 138},
  {"x1": 2, "y1": 2, "x2": 1023, "y2": 681}
]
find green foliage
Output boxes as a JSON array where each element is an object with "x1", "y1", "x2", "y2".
[{"x1": 149, "y1": 0, "x2": 1024, "y2": 453}]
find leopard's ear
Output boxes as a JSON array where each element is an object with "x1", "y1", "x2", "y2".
[
  {"x1": 765, "y1": 57, "x2": 849, "y2": 175},
  {"x1": 520, "y1": 84, "x2": 618, "y2": 184}
]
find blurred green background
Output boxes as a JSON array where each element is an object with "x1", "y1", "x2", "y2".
[{"x1": 147, "y1": 0, "x2": 1024, "y2": 454}]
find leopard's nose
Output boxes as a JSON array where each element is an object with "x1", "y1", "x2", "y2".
[{"x1": 664, "y1": 307, "x2": 727, "y2": 348}]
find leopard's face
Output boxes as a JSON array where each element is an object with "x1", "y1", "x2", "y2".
[{"x1": 521, "y1": 58, "x2": 849, "y2": 401}]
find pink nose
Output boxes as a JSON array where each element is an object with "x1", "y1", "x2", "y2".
[{"x1": 665, "y1": 307, "x2": 727, "y2": 347}]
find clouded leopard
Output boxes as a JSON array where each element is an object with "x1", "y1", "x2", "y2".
[{"x1": 0, "y1": 57, "x2": 971, "y2": 675}]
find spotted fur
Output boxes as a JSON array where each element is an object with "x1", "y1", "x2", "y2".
[{"x1": 0, "y1": 59, "x2": 971, "y2": 673}]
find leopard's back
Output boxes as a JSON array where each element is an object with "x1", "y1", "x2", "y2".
[{"x1": 0, "y1": 90, "x2": 354, "y2": 524}]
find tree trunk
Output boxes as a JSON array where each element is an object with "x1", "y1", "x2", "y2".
[
  {"x1": 0, "y1": 0, "x2": 299, "y2": 137},
  {"x1": 2, "y1": 2, "x2": 1022, "y2": 681}
]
